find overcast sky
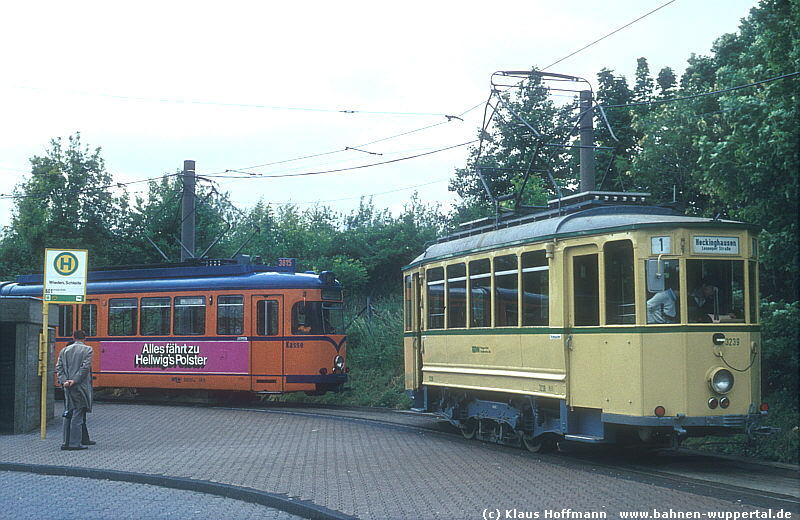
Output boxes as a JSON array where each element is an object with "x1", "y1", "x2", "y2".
[{"x1": 0, "y1": 0, "x2": 759, "y2": 229}]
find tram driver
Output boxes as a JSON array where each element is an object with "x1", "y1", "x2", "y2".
[{"x1": 688, "y1": 278, "x2": 737, "y2": 323}]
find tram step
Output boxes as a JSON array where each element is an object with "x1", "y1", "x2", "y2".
[{"x1": 564, "y1": 434, "x2": 607, "y2": 444}]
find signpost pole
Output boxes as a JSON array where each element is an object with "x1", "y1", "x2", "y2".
[
  {"x1": 41, "y1": 248, "x2": 88, "y2": 440},
  {"x1": 39, "y1": 300, "x2": 49, "y2": 439}
]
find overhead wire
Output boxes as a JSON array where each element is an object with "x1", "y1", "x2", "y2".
[
  {"x1": 218, "y1": 140, "x2": 477, "y2": 179},
  {"x1": 2, "y1": 1, "x2": 682, "y2": 208},
  {"x1": 542, "y1": 0, "x2": 677, "y2": 72},
  {"x1": 5, "y1": 0, "x2": 748, "y2": 215},
  {"x1": 207, "y1": 142, "x2": 466, "y2": 179},
  {"x1": 262, "y1": 178, "x2": 449, "y2": 207},
  {"x1": 229, "y1": 100, "x2": 485, "y2": 173},
  {"x1": 0, "y1": 172, "x2": 182, "y2": 201},
  {"x1": 8, "y1": 84, "x2": 459, "y2": 118}
]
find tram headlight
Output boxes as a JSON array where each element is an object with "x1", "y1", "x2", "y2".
[
  {"x1": 334, "y1": 355, "x2": 345, "y2": 371},
  {"x1": 709, "y1": 368, "x2": 734, "y2": 394}
]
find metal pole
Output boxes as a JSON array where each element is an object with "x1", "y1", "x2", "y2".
[
  {"x1": 39, "y1": 302, "x2": 49, "y2": 439},
  {"x1": 579, "y1": 90, "x2": 595, "y2": 192},
  {"x1": 181, "y1": 160, "x2": 196, "y2": 262}
]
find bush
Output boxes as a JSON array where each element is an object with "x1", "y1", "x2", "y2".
[
  {"x1": 684, "y1": 300, "x2": 799, "y2": 463},
  {"x1": 760, "y1": 300, "x2": 799, "y2": 397},
  {"x1": 272, "y1": 295, "x2": 411, "y2": 409}
]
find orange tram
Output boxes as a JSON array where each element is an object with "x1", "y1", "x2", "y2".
[{"x1": 0, "y1": 258, "x2": 347, "y2": 396}]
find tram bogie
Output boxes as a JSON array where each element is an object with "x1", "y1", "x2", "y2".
[{"x1": 403, "y1": 192, "x2": 770, "y2": 449}]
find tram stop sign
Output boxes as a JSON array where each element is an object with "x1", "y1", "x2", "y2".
[{"x1": 44, "y1": 249, "x2": 88, "y2": 302}]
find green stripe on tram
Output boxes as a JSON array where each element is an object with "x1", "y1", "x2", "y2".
[{"x1": 404, "y1": 325, "x2": 760, "y2": 337}]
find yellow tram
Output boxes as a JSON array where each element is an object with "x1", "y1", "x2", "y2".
[{"x1": 403, "y1": 192, "x2": 769, "y2": 449}]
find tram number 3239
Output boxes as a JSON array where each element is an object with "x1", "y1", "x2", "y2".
[{"x1": 286, "y1": 342, "x2": 305, "y2": 349}]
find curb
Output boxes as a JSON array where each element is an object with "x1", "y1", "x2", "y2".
[{"x1": 0, "y1": 462, "x2": 356, "y2": 520}]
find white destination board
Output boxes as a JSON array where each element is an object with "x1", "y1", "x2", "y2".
[{"x1": 693, "y1": 236, "x2": 740, "y2": 255}]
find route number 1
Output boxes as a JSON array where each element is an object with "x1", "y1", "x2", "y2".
[{"x1": 651, "y1": 236, "x2": 671, "y2": 254}]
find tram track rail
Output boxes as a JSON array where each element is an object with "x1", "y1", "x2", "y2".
[{"x1": 95, "y1": 395, "x2": 799, "y2": 512}]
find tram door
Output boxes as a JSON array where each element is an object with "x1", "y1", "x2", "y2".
[
  {"x1": 565, "y1": 246, "x2": 603, "y2": 409},
  {"x1": 403, "y1": 272, "x2": 423, "y2": 393},
  {"x1": 250, "y1": 295, "x2": 284, "y2": 393}
]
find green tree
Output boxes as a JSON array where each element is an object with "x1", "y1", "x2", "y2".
[
  {"x1": 633, "y1": 57, "x2": 655, "y2": 103},
  {"x1": 693, "y1": 0, "x2": 799, "y2": 300},
  {"x1": 595, "y1": 68, "x2": 635, "y2": 191},
  {"x1": 449, "y1": 71, "x2": 576, "y2": 224},
  {"x1": 656, "y1": 67, "x2": 677, "y2": 97},
  {"x1": 124, "y1": 174, "x2": 246, "y2": 264},
  {"x1": 0, "y1": 133, "x2": 129, "y2": 275}
]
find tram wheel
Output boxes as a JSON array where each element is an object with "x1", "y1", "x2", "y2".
[{"x1": 461, "y1": 418, "x2": 477, "y2": 440}]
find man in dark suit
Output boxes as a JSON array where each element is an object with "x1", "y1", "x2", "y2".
[{"x1": 56, "y1": 329, "x2": 94, "y2": 450}]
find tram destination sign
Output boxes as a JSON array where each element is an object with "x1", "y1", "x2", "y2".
[
  {"x1": 44, "y1": 249, "x2": 88, "y2": 302},
  {"x1": 693, "y1": 236, "x2": 739, "y2": 255}
]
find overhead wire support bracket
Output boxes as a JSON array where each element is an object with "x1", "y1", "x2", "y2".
[
  {"x1": 474, "y1": 69, "x2": 601, "y2": 219},
  {"x1": 345, "y1": 146, "x2": 382, "y2": 156}
]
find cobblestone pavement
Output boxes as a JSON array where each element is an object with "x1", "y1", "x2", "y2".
[
  {"x1": 0, "y1": 471, "x2": 302, "y2": 520},
  {"x1": 0, "y1": 404, "x2": 792, "y2": 519}
]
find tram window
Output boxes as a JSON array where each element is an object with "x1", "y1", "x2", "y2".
[
  {"x1": 447, "y1": 263, "x2": 466, "y2": 328},
  {"x1": 522, "y1": 251, "x2": 549, "y2": 326},
  {"x1": 573, "y1": 254, "x2": 599, "y2": 326},
  {"x1": 140, "y1": 297, "x2": 171, "y2": 336},
  {"x1": 174, "y1": 296, "x2": 206, "y2": 335},
  {"x1": 426, "y1": 267, "x2": 444, "y2": 330},
  {"x1": 80, "y1": 304, "x2": 97, "y2": 337},
  {"x1": 58, "y1": 305, "x2": 74, "y2": 337},
  {"x1": 686, "y1": 260, "x2": 745, "y2": 323},
  {"x1": 322, "y1": 302, "x2": 345, "y2": 334},
  {"x1": 109, "y1": 298, "x2": 138, "y2": 336},
  {"x1": 404, "y1": 275, "x2": 413, "y2": 332},
  {"x1": 495, "y1": 255, "x2": 518, "y2": 327},
  {"x1": 605, "y1": 241, "x2": 635, "y2": 325},
  {"x1": 470, "y1": 259, "x2": 491, "y2": 327},
  {"x1": 748, "y1": 262, "x2": 758, "y2": 323},
  {"x1": 645, "y1": 259, "x2": 680, "y2": 324},
  {"x1": 291, "y1": 301, "x2": 343, "y2": 335},
  {"x1": 217, "y1": 295, "x2": 244, "y2": 335},
  {"x1": 256, "y1": 300, "x2": 279, "y2": 336}
]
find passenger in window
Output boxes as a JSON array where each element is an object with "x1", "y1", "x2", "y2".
[
  {"x1": 688, "y1": 278, "x2": 736, "y2": 322},
  {"x1": 646, "y1": 287, "x2": 679, "y2": 324}
]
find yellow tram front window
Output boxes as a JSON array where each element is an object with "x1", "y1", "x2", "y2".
[
  {"x1": 521, "y1": 251, "x2": 548, "y2": 326},
  {"x1": 645, "y1": 259, "x2": 680, "y2": 324},
  {"x1": 494, "y1": 255, "x2": 518, "y2": 327},
  {"x1": 748, "y1": 261, "x2": 758, "y2": 323},
  {"x1": 686, "y1": 260, "x2": 745, "y2": 323}
]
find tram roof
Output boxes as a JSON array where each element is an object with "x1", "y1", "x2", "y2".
[
  {"x1": 0, "y1": 262, "x2": 340, "y2": 297},
  {"x1": 406, "y1": 202, "x2": 754, "y2": 268}
]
